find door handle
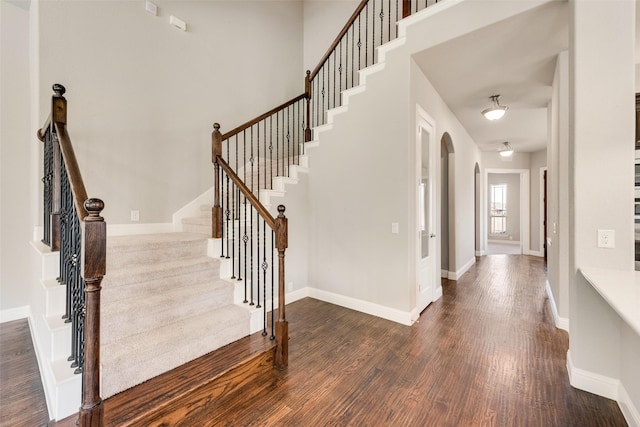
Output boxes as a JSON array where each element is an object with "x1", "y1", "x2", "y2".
[{"x1": 430, "y1": 233, "x2": 436, "y2": 238}]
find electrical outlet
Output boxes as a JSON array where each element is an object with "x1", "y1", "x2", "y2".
[
  {"x1": 131, "y1": 210, "x2": 140, "y2": 222},
  {"x1": 597, "y1": 229, "x2": 615, "y2": 248},
  {"x1": 391, "y1": 223, "x2": 399, "y2": 234}
]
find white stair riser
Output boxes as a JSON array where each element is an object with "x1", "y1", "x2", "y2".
[
  {"x1": 42, "y1": 251, "x2": 60, "y2": 280},
  {"x1": 43, "y1": 279, "x2": 66, "y2": 317}
]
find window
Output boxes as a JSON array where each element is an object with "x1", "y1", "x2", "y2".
[{"x1": 490, "y1": 184, "x2": 507, "y2": 234}]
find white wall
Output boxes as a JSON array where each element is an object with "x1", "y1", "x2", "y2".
[
  {"x1": 37, "y1": 0, "x2": 304, "y2": 225},
  {"x1": 487, "y1": 173, "x2": 520, "y2": 242},
  {"x1": 1, "y1": 1, "x2": 33, "y2": 312},
  {"x1": 569, "y1": 0, "x2": 638, "y2": 416},
  {"x1": 303, "y1": 0, "x2": 359, "y2": 73},
  {"x1": 547, "y1": 50, "x2": 569, "y2": 329}
]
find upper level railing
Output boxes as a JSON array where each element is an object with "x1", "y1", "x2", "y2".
[
  {"x1": 214, "y1": 0, "x2": 439, "y2": 195},
  {"x1": 37, "y1": 84, "x2": 105, "y2": 426}
]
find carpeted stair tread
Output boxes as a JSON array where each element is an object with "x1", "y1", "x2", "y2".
[
  {"x1": 101, "y1": 304, "x2": 250, "y2": 398},
  {"x1": 107, "y1": 232, "x2": 208, "y2": 269},
  {"x1": 102, "y1": 256, "x2": 219, "y2": 289},
  {"x1": 101, "y1": 280, "x2": 235, "y2": 345},
  {"x1": 101, "y1": 267, "x2": 225, "y2": 302}
]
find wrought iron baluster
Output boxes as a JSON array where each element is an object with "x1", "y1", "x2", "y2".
[
  {"x1": 286, "y1": 106, "x2": 291, "y2": 176},
  {"x1": 269, "y1": 116, "x2": 274, "y2": 185},
  {"x1": 230, "y1": 179, "x2": 236, "y2": 279},
  {"x1": 270, "y1": 230, "x2": 275, "y2": 340},
  {"x1": 332, "y1": 51, "x2": 336, "y2": 110},
  {"x1": 351, "y1": 25, "x2": 355, "y2": 90},
  {"x1": 250, "y1": 203, "x2": 254, "y2": 306},
  {"x1": 256, "y1": 210, "x2": 261, "y2": 310},
  {"x1": 42, "y1": 128, "x2": 53, "y2": 246},
  {"x1": 339, "y1": 41, "x2": 343, "y2": 98},
  {"x1": 380, "y1": 0, "x2": 384, "y2": 47},
  {"x1": 365, "y1": 4, "x2": 369, "y2": 67},
  {"x1": 388, "y1": 0, "x2": 391, "y2": 43},
  {"x1": 241, "y1": 190, "x2": 247, "y2": 290},
  {"x1": 358, "y1": 14, "x2": 362, "y2": 84},
  {"x1": 262, "y1": 217, "x2": 268, "y2": 336}
]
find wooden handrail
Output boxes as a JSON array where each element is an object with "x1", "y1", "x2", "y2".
[
  {"x1": 216, "y1": 156, "x2": 276, "y2": 230},
  {"x1": 221, "y1": 93, "x2": 307, "y2": 141},
  {"x1": 309, "y1": 0, "x2": 369, "y2": 81},
  {"x1": 37, "y1": 114, "x2": 52, "y2": 142},
  {"x1": 54, "y1": 122, "x2": 89, "y2": 221}
]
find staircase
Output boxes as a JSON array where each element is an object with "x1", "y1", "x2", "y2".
[{"x1": 100, "y1": 231, "x2": 250, "y2": 399}]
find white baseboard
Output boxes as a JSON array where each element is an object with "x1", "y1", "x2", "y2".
[
  {"x1": 545, "y1": 280, "x2": 560, "y2": 326},
  {"x1": 475, "y1": 250, "x2": 485, "y2": 256},
  {"x1": 566, "y1": 350, "x2": 619, "y2": 400},
  {"x1": 107, "y1": 222, "x2": 173, "y2": 236},
  {"x1": 286, "y1": 287, "x2": 310, "y2": 304},
  {"x1": 525, "y1": 249, "x2": 544, "y2": 257},
  {"x1": 448, "y1": 256, "x2": 476, "y2": 280},
  {"x1": 307, "y1": 287, "x2": 413, "y2": 326},
  {"x1": 545, "y1": 280, "x2": 569, "y2": 332},
  {"x1": 619, "y1": 383, "x2": 640, "y2": 427},
  {"x1": 0, "y1": 305, "x2": 30, "y2": 323},
  {"x1": 557, "y1": 316, "x2": 570, "y2": 332},
  {"x1": 567, "y1": 350, "x2": 640, "y2": 427},
  {"x1": 441, "y1": 269, "x2": 449, "y2": 278},
  {"x1": 434, "y1": 285, "x2": 443, "y2": 301}
]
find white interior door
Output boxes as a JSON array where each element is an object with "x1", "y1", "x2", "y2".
[{"x1": 417, "y1": 117, "x2": 437, "y2": 313}]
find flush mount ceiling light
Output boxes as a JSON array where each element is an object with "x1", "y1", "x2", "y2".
[
  {"x1": 499, "y1": 141, "x2": 514, "y2": 157},
  {"x1": 481, "y1": 95, "x2": 508, "y2": 121}
]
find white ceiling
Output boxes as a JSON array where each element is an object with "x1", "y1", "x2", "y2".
[{"x1": 413, "y1": 1, "x2": 569, "y2": 154}]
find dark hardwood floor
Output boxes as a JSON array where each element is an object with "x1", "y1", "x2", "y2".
[
  {"x1": 0, "y1": 319, "x2": 49, "y2": 427},
  {"x1": 3, "y1": 254, "x2": 628, "y2": 426}
]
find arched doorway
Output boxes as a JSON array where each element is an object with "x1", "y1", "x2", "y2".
[
  {"x1": 441, "y1": 133, "x2": 455, "y2": 278},
  {"x1": 474, "y1": 163, "x2": 481, "y2": 256}
]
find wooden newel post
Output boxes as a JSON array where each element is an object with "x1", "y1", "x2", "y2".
[
  {"x1": 212, "y1": 123, "x2": 223, "y2": 239},
  {"x1": 51, "y1": 84, "x2": 66, "y2": 251},
  {"x1": 274, "y1": 205, "x2": 289, "y2": 369},
  {"x1": 304, "y1": 70, "x2": 312, "y2": 142},
  {"x1": 79, "y1": 198, "x2": 106, "y2": 427},
  {"x1": 402, "y1": 0, "x2": 410, "y2": 18}
]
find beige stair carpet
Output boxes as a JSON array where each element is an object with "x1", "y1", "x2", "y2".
[{"x1": 100, "y1": 232, "x2": 249, "y2": 398}]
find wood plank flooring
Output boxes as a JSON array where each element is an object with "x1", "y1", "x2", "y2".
[
  {"x1": 2, "y1": 254, "x2": 629, "y2": 426},
  {"x1": 165, "y1": 255, "x2": 626, "y2": 426},
  {"x1": 0, "y1": 319, "x2": 49, "y2": 427}
]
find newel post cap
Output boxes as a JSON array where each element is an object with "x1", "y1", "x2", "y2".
[
  {"x1": 53, "y1": 83, "x2": 66, "y2": 97},
  {"x1": 84, "y1": 198, "x2": 105, "y2": 221}
]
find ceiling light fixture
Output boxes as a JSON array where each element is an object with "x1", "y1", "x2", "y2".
[
  {"x1": 499, "y1": 141, "x2": 514, "y2": 157},
  {"x1": 482, "y1": 95, "x2": 508, "y2": 121}
]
